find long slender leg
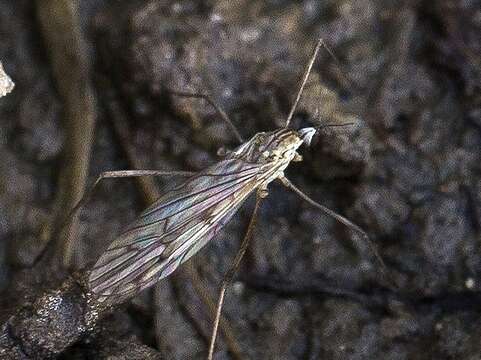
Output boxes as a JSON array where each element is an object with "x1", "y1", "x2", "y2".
[
  {"x1": 280, "y1": 177, "x2": 397, "y2": 289},
  {"x1": 207, "y1": 192, "x2": 264, "y2": 360},
  {"x1": 168, "y1": 90, "x2": 244, "y2": 144},
  {"x1": 285, "y1": 37, "x2": 324, "y2": 128},
  {"x1": 58, "y1": 169, "x2": 196, "y2": 235},
  {"x1": 36, "y1": 169, "x2": 196, "y2": 267},
  {"x1": 285, "y1": 37, "x2": 353, "y2": 128}
]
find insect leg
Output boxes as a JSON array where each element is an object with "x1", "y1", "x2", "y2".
[
  {"x1": 279, "y1": 177, "x2": 397, "y2": 289},
  {"x1": 285, "y1": 36, "x2": 356, "y2": 129},
  {"x1": 59, "y1": 169, "x2": 195, "y2": 236},
  {"x1": 167, "y1": 90, "x2": 244, "y2": 143},
  {"x1": 207, "y1": 193, "x2": 263, "y2": 360},
  {"x1": 284, "y1": 37, "x2": 325, "y2": 128}
]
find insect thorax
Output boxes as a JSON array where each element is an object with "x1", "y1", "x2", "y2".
[
  {"x1": 228, "y1": 128, "x2": 307, "y2": 188},
  {"x1": 232, "y1": 129, "x2": 304, "y2": 163}
]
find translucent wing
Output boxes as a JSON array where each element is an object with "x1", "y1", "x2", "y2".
[{"x1": 88, "y1": 158, "x2": 274, "y2": 303}]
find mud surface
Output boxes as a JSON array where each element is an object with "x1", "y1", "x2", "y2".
[{"x1": 1, "y1": 0, "x2": 480, "y2": 359}]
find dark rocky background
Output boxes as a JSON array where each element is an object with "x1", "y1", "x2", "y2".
[{"x1": 0, "y1": 0, "x2": 480, "y2": 359}]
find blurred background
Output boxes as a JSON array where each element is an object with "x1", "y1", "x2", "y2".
[{"x1": 0, "y1": 0, "x2": 480, "y2": 358}]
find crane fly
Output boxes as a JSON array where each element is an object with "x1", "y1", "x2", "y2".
[
  {"x1": 89, "y1": 126, "x2": 317, "y2": 301},
  {"x1": 81, "y1": 37, "x2": 388, "y2": 359}
]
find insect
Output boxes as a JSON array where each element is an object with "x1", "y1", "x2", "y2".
[
  {"x1": 70, "y1": 37, "x2": 387, "y2": 359},
  {"x1": 89, "y1": 126, "x2": 316, "y2": 296}
]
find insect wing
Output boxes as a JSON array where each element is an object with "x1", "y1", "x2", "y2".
[{"x1": 88, "y1": 158, "x2": 266, "y2": 303}]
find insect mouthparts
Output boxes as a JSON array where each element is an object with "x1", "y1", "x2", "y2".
[{"x1": 298, "y1": 127, "x2": 317, "y2": 146}]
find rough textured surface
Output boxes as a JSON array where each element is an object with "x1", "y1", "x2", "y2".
[
  {"x1": 0, "y1": 61, "x2": 14, "y2": 98},
  {"x1": 1, "y1": 277, "x2": 88, "y2": 358},
  {"x1": 1, "y1": 0, "x2": 481, "y2": 359}
]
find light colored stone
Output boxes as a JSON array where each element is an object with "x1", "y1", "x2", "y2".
[{"x1": 0, "y1": 61, "x2": 14, "y2": 97}]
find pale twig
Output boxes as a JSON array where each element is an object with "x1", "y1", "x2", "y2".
[{"x1": 36, "y1": 0, "x2": 96, "y2": 268}]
